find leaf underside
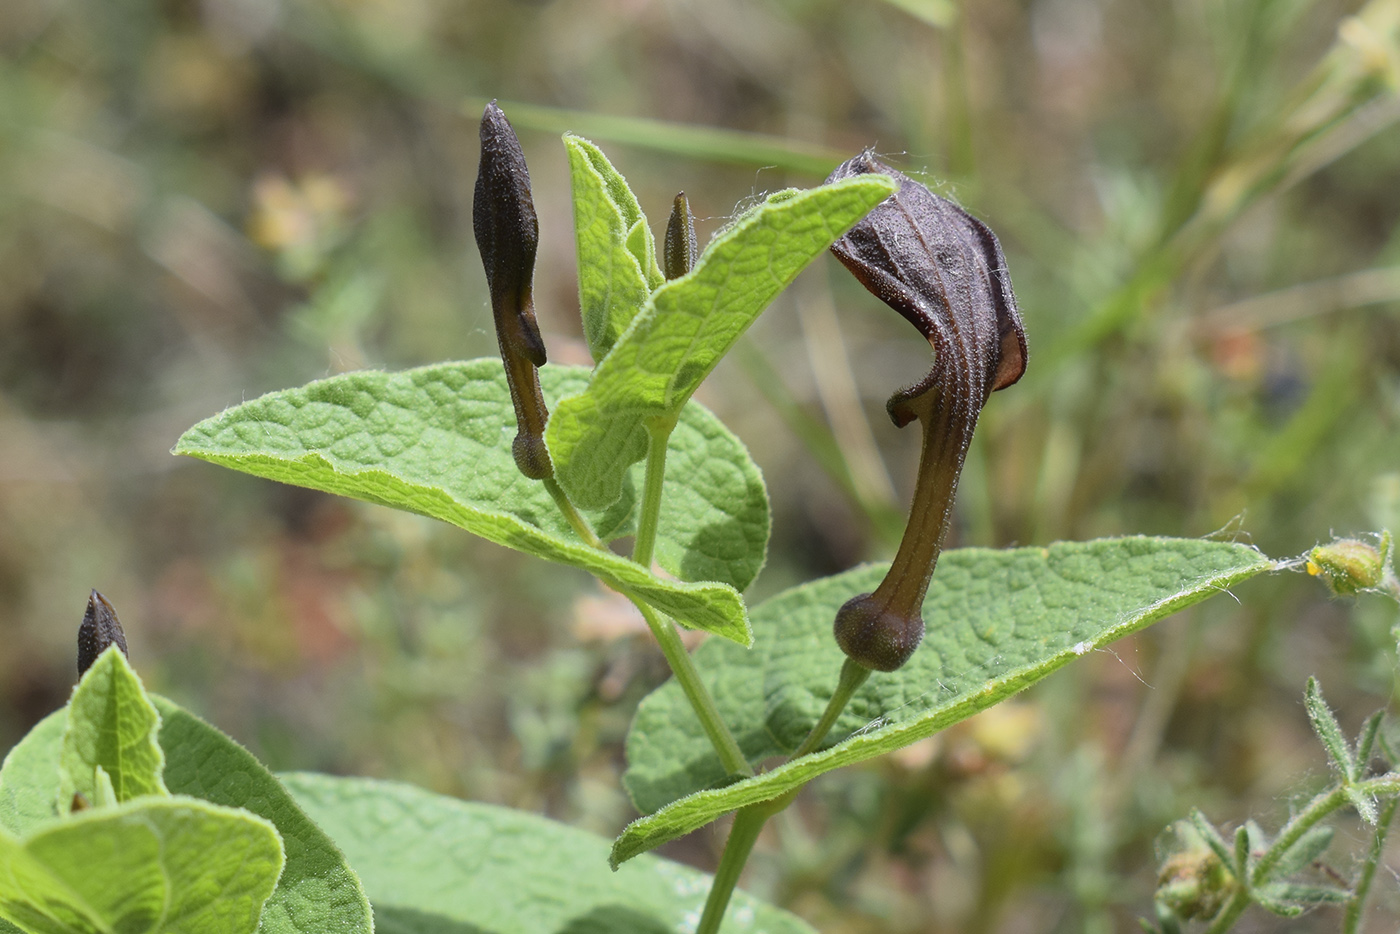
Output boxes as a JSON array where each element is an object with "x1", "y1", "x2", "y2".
[
  {"x1": 615, "y1": 537, "x2": 1274, "y2": 866},
  {"x1": 174, "y1": 360, "x2": 768, "y2": 646}
]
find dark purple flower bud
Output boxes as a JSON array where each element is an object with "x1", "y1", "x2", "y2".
[
  {"x1": 828, "y1": 152, "x2": 1027, "y2": 672},
  {"x1": 474, "y1": 101, "x2": 553, "y2": 479},
  {"x1": 663, "y1": 192, "x2": 697, "y2": 280},
  {"x1": 78, "y1": 589, "x2": 128, "y2": 675}
]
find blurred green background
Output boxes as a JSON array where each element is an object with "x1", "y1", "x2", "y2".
[{"x1": 2, "y1": 0, "x2": 1399, "y2": 930}]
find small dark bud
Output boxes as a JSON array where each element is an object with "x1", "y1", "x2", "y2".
[
  {"x1": 70, "y1": 792, "x2": 90, "y2": 812},
  {"x1": 78, "y1": 589, "x2": 128, "y2": 676},
  {"x1": 474, "y1": 101, "x2": 553, "y2": 480},
  {"x1": 828, "y1": 152, "x2": 1027, "y2": 672},
  {"x1": 663, "y1": 192, "x2": 697, "y2": 280}
]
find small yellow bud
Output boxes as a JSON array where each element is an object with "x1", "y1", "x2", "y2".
[{"x1": 1308, "y1": 534, "x2": 1389, "y2": 596}]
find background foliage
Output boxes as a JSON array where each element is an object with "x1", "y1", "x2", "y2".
[{"x1": 1, "y1": 0, "x2": 1399, "y2": 930}]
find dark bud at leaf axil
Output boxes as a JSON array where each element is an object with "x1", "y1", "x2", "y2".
[
  {"x1": 827, "y1": 152, "x2": 1027, "y2": 672},
  {"x1": 78, "y1": 589, "x2": 128, "y2": 675},
  {"x1": 474, "y1": 101, "x2": 554, "y2": 480},
  {"x1": 663, "y1": 192, "x2": 698, "y2": 280}
]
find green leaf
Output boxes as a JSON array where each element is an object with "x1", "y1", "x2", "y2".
[
  {"x1": 635, "y1": 400, "x2": 770, "y2": 592},
  {"x1": 1254, "y1": 882, "x2": 1349, "y2": 915},
  {"x1": 175, "y1": 360, "x2": 756, "y2": 645},
  {"x1": 0, "y1": 797, "x2": 283, "y2": 934},
  {"x1": 152, "y1": 698, "x2": 373, "y2": 934},
  {"x1": 616, "y1": 538, "x2": 1273, "y2": 864},
  {"x1": 59, "y1": 646, "x2": 167, "y2": 811},
  {"x1": 1272, "y1": 825, "x2": 1333, "y2": 877},
  {"x1": 0, "y1": 701, "x2": 373, "y2": 934},
  {"x1": 1304, "y1": 677, "x2": 1355, "y2": 780},
  {"x1": 1355, "y1": 709, "x2": 1384, "y2": 769},
  {"x1": 1189, "y1": 809, "x2": 1236, "y2": 873},
  {"x1": 0, "y1": 717, "x2": 65, "y2": 836},
  {"x1": 566, "y1": 136, "x2": 662, "y2": 361},
  {"x1": 547, "y1": 174, "x2": 898, "y2": 510},
  {"x1": 279, "y1": 773, "x2": 814, "y2": 934}
]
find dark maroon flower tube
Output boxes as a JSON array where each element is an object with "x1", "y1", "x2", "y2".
[
  {"x1": 474, "y1": 101, "x2": 553, "y2": 480},
  {"x1": 828, "y1": 153, "x2": 1027, "y2": 672}
]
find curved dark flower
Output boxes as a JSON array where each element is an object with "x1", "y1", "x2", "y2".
[
  {"x1": 828, "y1": 152, "x2": 1027, "y2": 672},
  {"x1": 474, "y1": 101, "x2": 553, "y2": 479}
]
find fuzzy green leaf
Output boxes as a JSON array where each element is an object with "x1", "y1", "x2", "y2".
[
  {"x1": 1355, "y1": 710, "x2": 1384, "y2": 770},
  {"x1": 280, "y1": 773, "x2": 814, "y2": 934},
  {"x1": 152, "y1": 698, "x2": 372, "y2": 934},
  {"x1": 59, "y1": 646, "x2": 167, "y2": 811},
  {"x1": 547, "y1": 174, "x2": 898, "y2": 510},
  {"x1": 616, "y1": 538, "x2": 1273, "y2": 864},
  {"x1": 1272, "y1": 825, "x2": 1333, "y2": 877},
  {"x1": 567, "y1": 136, "x2": 662, "y2": 360},
  {"x1": 0, "y1": 797, "x2": 283, "y2": 934},
  {"x1": 1188, "y1": 809, "x2": 1236, "y2": 873},
  {"x1": 175, "y1": 360, "x2": 760, "y2": 645},
  {"x1": 0, "y1": 719, "x2": 65, "y2": 836},
  {"x1": 1304, "y1": 677, "x2": 1355, "y2": 780},
  {"x1": 0, "y1": 701, "x2": 372, "y2": 934}
]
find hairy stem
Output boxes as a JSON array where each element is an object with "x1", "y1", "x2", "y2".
[
  {"x1": 623, "y1": 413, "x2": 750, "y2": 777},
  {"x1": 627, "y1": 597, "x2": 753, "y2": 779},
  {"x1": 695, "y1": 806, "x2": 771, "y2": 934},
  {"x1": 1344, "y1": 796, "x2": 1398, "y2": 934}
]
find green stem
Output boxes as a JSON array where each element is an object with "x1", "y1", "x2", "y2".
[
  {"x1": 691, "y1": 662, "x2": 874, "y2": 934},
  {"x1": 626, "y1": 595, "x2": 752, "y2": 780},
  {"x1": 541, "y1": 433, "x2": 747, "y2": 779},
  {"x1": 1202, "y1": 889, "x2": 1252, "y2": 934},
  {"x1": 1250, "y1": 785, "x2": 1346, "y2": 884},
  {"x1": 1344, "y1": 796, "x2": 1398, "y2": 934},
  {"x1": 791, "y1": 657, "x2": 872, "y2": 760},
  {"x1": 543, "y1": 477, "x2": 602, "y2": 549},
  {"x1": 695, "y1": 805, "x2": 771, "y2": 934},
  {"x1": 620, "y1": 413, "x2": 750, "y2": 779},
  {"x1": 632, "y1": 418, "x2": 675, "y2": 570}
]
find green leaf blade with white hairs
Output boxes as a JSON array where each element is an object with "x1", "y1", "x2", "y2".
[
  {"x1": 175, "y1": 360, "x2": 761, "y2": 645},
  {"x1": 566, "y1": 136, "x2": 662, "y2": 361},
  {"x1": 279, "y1": 773, "x2": 815, "y2": 934},
  {"x1": 0, "y1": 797, "x2": 284, "y2": 934},
  {"x1": 548, "y1": 174, "x2": 898, "y2": 510},
  {"x1": 616, "y1": 537, "x2": 1274, "y2": 864},
  {"x1": 59, "y1": 646, "x2": 167, "y2": 811}
]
